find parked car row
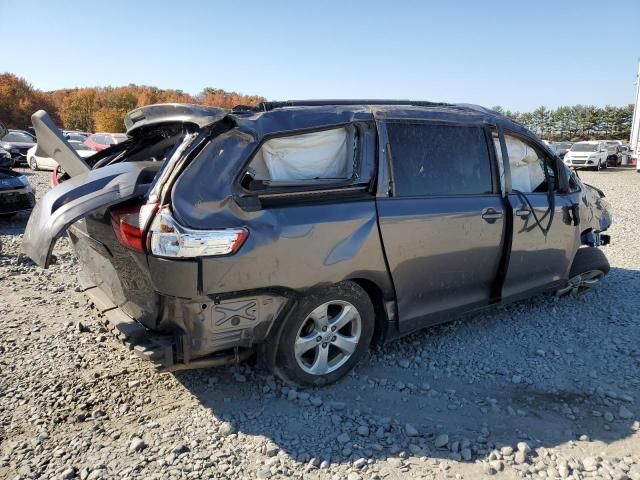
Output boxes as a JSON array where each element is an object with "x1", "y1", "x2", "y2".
[
  {"x1": 545, "y1": 138, "x2": 631, "y2": 171},
  {"x1": 0, "y1": 122, "x2": 35, "y2": 217},
  {"x1": 562, "y1": 140, "x2": 631, "y2": 170},
  {"x1": 0, "y1": 126, "x2": 129, "y2": 168}
]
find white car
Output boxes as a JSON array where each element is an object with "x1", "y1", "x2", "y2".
[
  {"x1": 563, "y1": 141, "x2": 608, "y2": 171},
  {"x1": 27, "y1": 140, "x2": 95, "y2": 171}
]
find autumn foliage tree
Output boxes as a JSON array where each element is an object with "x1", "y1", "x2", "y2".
[
  {"x1": 0, "y1": 72, "x2": 265, "y2": 132},
  {"x1": 60, "y1": 89, "x2": 99, "y2": 131},
  {"x1": 0, "y1": 73, "x2": 60, "y2": 129}
]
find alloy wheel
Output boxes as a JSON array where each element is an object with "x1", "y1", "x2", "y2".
[
  {"x1": 556, "y1": 269, "x2": 605, "y2": 296},
  {"x1": 294, "y1": 300, "x2": 362, "y2": 375}
]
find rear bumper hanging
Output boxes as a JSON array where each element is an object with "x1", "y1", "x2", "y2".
[{"x1": 77, "y1": 272, "x2": 252, "y2": 371}]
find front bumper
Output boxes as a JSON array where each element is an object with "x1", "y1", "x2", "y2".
[
  {"x1": 565, "y1": 159, "x2": 596, "y2": 168},
  {"x1": 9, "y1": 150, "x2": 28, "y2": 164}
]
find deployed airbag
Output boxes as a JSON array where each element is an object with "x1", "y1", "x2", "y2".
[
  {"x1": 257, "y1": 127, "x2": 351, "y2": 180},
  {"x1": 506, "y1": 136, "x2": 545, "y2": 192}
]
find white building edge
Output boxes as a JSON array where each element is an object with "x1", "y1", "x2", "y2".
[{"x1": 630, "y1": 61, "x2": 640, "y2": 164}]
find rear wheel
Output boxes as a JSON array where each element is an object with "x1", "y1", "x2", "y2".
[
  {"x1": 29, "y1": 156, "x2": 38, "y2": 171},
  {"x1": 557, "y1": 247, "x2": 609, "y2": 295},
  {"x1": 270, "y1": 282, "x2": 374, "y2": 387}
]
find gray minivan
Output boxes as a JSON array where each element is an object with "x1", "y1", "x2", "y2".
[{"x1": 23, "y1": 101, "x2": 612, "y2": 386}]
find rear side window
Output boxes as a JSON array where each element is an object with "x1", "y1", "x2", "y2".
[
  {"x1": 245, "y1": 126, "x2": 357, "y2": 186},
  {"x1": 386, "y1": 123, "x2": 493, "y2": 197}
]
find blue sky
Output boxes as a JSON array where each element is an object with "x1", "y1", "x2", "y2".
[{"x1": 2, "y1": 0, "x2": 638, "y2": 111}]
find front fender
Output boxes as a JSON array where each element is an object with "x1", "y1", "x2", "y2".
[{"x1": 580, "y1": 183, "x2": 612, "y2": 234}]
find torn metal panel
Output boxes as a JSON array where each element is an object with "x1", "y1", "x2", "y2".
[
  {"x1": 22, "y1": 161, "x2": 159, "y2": 267},
  {"x1": 31, "y1": 110, "x2": 90, "y2": 177}
]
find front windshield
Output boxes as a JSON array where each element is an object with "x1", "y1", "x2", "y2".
[
  {"x1": 571, "y1": 143, "x2": 598, "y2": 152},
  {"x1": 3, "y1": 132, "x2": 35, "y2": 143}
]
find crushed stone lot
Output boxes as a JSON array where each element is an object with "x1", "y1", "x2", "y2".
[{"x1": 1, "y1": 167, "x2": 639, "y2": 480}]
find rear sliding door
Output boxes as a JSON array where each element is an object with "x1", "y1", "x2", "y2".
[{"x1": 376, "y1": 121, "x2": 505, "y2": 332}]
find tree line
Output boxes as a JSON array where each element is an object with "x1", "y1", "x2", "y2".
[
  {"x1": 491, "y1": 104, "x2": 634, "y2": 141},
  {"x1": 0, "y1": 73, "x2": 265, "y2": 133},
  {"x1": 1, "y1": 72, "x2": 635, "y2": 140}
]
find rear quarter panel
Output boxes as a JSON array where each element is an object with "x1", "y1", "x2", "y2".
[{"x1": 195, "y1": 200, "x2": 392, "y2": 297}]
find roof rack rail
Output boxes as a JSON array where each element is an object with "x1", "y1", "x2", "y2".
[{"x1": 257, "y1": 99, "x2": 452, "y2": 111}]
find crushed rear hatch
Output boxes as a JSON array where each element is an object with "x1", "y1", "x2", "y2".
[
  {"x1": 22, "y1": 161, "x2": 157, "y2": 267},
  {"x1": 21, "y1": 106, "x2": 233, "y2": 369}
]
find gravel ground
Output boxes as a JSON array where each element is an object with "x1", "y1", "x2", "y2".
[{"x1": 1, "y1": 167, "x2": 639, "y2": 480}]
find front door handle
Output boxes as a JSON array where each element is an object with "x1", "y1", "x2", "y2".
[
  {"x1": 516, "y1": 208, "x2": 531, "y2": 219},
  {"x1": 481, "y1": 208, "x2": 503, "y2": 224}
]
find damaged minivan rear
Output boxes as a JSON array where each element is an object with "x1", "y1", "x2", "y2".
[{"x1": 23, "y1": 101, "x2": 612, "y2": 386}]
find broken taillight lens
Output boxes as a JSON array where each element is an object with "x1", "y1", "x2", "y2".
[
  {"x1": 110, "y1": 203, "x2": 158, "y2": 253},
  {"x1": 148, "y1": 207, "x2": 248, "y2": 258}
]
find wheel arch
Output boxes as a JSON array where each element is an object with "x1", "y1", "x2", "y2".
[{"x1": 349, "y1": 277, "x2": 393, "y2": 345}]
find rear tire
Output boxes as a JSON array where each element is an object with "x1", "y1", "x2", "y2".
[
  {"x1": 269, "y1": 282, "x2": 374, "y2": 387},
  {"x1": 29, "y1": 156, "x2": 38, "y2": 171},
  {"x1": 557, "y1": 247, "x2": 609, "y2": 295}
]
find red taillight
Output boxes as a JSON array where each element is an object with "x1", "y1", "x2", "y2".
[
  {"x1": 51, "y1": 166, "x2": 60, "y2": 187},
  {"x1": 110, "y1": 203, "x2": 158, "y2": 253}
]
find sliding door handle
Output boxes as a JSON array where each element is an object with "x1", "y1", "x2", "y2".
[{"x1": 481, "y1": 208, "x2": 503, "y2": 223}]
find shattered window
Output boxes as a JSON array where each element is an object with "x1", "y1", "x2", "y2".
[
  {"x1": 504, "y1": 134, "x2": 555, "y2": 193},
  {"x1": 386, "y1": 123, "x2": 493, "y2": 197}
]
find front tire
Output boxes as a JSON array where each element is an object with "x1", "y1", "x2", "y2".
[
  {"x1": 29, "y1": 156, "x2": 38, "y2": 171},
  {"x1": 557, "y1": 247, "x2": 609, "y2": 295},
  {"x1": 270, "y1": 282, "x2": 374, "y2": 387}
]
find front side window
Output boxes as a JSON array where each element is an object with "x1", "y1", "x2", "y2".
[
  {"x1": 386, "y1": 123, "x2": 493, "y2": 197},
  {"x1": 504, "y1": 134, "x2": 556, "y2": 193}
]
